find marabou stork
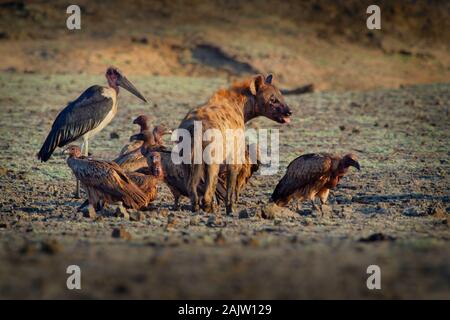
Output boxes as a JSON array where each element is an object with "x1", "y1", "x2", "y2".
[{"x1": 37, "y1": 66, "x2": 147, "y2": 197}]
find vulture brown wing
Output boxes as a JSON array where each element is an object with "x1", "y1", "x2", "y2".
[
  {"x1": 271, "y1": 154, "x2": 332, "y2": 203},
  {"x1": 70, "y1": 159, "x2": 148, "y2": 209},
  {"x1": 117, "y1": 141, "x2": 143, "y2": 157},
  {"x1": 114, "y1": 147, "x2": 147, "y2": 172}
]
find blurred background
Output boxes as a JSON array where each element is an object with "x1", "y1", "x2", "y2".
[{"x1": 0, "y1": 0, "x2": 449, "y2": 91}]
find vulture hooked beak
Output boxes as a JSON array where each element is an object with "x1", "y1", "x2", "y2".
[
  {"x1": 350, "y1": 159, "x2": 361, "y2": 171},
  {"x1": 118, "y1": 76, "x2": 148, "y2": 103}
]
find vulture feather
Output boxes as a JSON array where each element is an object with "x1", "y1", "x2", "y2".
[
  {"x1": 271, "y1": 153, "x2": 360, "y2": 211},
  {"x1": 65, "y1": 145, "x2": 148, "y2": 210}
]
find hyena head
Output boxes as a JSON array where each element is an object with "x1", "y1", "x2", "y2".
[{"x1": 250, "y1": 74, "x2": 292, "y2": 124}]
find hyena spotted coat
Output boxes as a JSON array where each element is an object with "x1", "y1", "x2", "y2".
[{"x1": 178, "y1": 74, "x2": 292, "y2": 214}]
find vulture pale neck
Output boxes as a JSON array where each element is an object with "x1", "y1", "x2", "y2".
[{"x1": 140, "y1": 122, "x2": 149, "y2": 132}]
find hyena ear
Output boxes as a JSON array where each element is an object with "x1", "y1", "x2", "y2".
[
  {"x1": 265, "y1": 74, "x2": 273, "y2": 84},
  {"x1": 250, "y1": 74, "x2": 265, "y2": 95}
]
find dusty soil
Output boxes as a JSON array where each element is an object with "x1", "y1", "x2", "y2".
[{"x1": 0, "y1": 73, "x2": 449, "y2": 299}]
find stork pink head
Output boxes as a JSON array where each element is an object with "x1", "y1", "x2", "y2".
[{"x1": 105, "y1": 66, "x2": 148, "y2": 103}]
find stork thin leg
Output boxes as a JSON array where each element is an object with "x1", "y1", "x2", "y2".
[{"x1": 75, "y1": 178, "x2": 81, "y2": 198}]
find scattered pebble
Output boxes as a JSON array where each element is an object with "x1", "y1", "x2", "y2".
[
  {"x1": 189, "y1": 215, "x2": 201, "y2": 226},
  {"x1": 238, "y1": 209, "x2": 250, "y2": 219},
  {"x1": 114, "y1": 203, "x2": 129, "y2": 220},
  {"x1": 83, "y1": 205, "x2": 97, "y2": 219},
  {"x1": 129, "y1": 210, "x2": 145, "y2": 222},
  {"x1": 359, "y1": 233, "x2": 396, "y2": 242},
  {"x1": 112, "y1": 228, "x2": 132, "y2": 240},
  {"x1": 166, "y1": 214, "x2": 179, "y2": 230},
  {"x1": 429, "y1": 205, "x2": 446, "y2": 219},
  {"x1": 110, "y1": 132, "x2": 120, "y2": 139},
  {"x1": 207, "y1": 215, "x2": 225, "y2": 227}
]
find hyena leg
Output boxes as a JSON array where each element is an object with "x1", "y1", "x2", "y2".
[
  {"x1": 318, "y1": 188, "x2": 331, "y2": 217},
  {"x1": 168, "y1": 186, "x2": 181, "y2": 210},
  {"x1": 188, "y1": 164, "x2": 203, "y2": 212},
  {"x1": 203, "y1": 164, "x2": 220, "y2": 213},
  {"x1": 318, "y1": 188, "x2": 330, "y2": 205},
  {"x1": 226, "y1": 165, "x2": 239, "y2": 215}
]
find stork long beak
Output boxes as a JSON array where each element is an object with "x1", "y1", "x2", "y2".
[{"x1": 118, "y1": 76, "x2": 148, "y2": 103}]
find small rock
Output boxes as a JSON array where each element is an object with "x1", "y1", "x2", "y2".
[
  {"x1": 131, "y1": 36, "x2": 148, "y2": 44},
  {"x1": 166, "y1": 214, "x2": 179, "y2": 230},
  {"x1": 189, "y1": 215, "x2": 201, "y2": 226},
  {"x1": 214, "y1": 232, "x2": 226, "y2": 245},
  {"x1": 40, "y1": 239, "x2": 63, "y2": 254},
  {"x1": 0, "y1": 167, "x2": 9, "y2": 176},
  {"x1": 83, "y1": 205, "x2": 97, "y2": 219},
  {"x1": 403, "y1": 207, "x2": 421, "y2": 217},
  {"x1": 206, "y1": 215, "x2": 225, "y2": 227},
  {"x1": 110, "y1": 132, "x2": 120, "y2": 139},
  {"x1": 359, "y1": 233, "x2": 396, "y2": 242},
  {"x1": 321, "y1": 204, "x2": 333, "y2": 217},
  {"x1": 238, "y1": 209, "x2": 250, "y2": 219},
  {"x1": 114, "y1": 203, "x2": 129, "y2": 220},
  {"x1": 261, "y1": 203, "x2": 296, "y2": 220},
  {"x1": 21, "y1": 239, "x2": 63, "y2": 255},
  {"x1": 159, "y1": 208, "x2": 170, "y2": 217},
  {"x1": 338, "y1": 206, "x2": 353, "y2": 218},
  {"x1": 429, "y1": 205, "x2": 446, "y2": 218},
  {"x1": 261, "y1": 203, "x2": 280, "y2": 219},
  {"x1": 129, "y1": 210, "x2": 145, "y2": 222},
  {"x1": 112, "y1": 228, "x2": 132, "y2": 240}
]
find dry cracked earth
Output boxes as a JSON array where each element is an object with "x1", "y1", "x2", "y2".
[{"x1": 0, "y1": 74, "x2": 449, "y2": 299}]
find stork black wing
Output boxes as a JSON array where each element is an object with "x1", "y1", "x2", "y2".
[{"x1": 37, "y1": 85, "x2": 114, "y2": 161}]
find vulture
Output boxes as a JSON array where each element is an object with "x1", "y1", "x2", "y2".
[
  {"x1": 38, "y1": 66, "x2": 147, "y2": 197},
  {"x1": 65, "y1": 145, "x2": 149, "y2": 211},
  {"x1": 130, "y1": 130, "x2": 190, "y2": 210},
  {"x1": 126, "y1": 152, "x2": 164, "y2": 204},
  {"x1": 114, "y1": 116, "x2": 172, "y2": 172},
  {"x1": 117, "y1": 115, "x2": 151, "y2": 156},
  {"x1": 270, "y1": 153, "x2": 360, "y2": 214}
]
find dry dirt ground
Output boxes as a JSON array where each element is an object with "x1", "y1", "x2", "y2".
[{"x1": 0, "y1": 73, "x2": 449, "y2": 299}]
